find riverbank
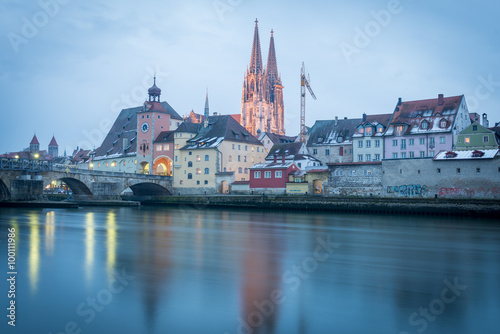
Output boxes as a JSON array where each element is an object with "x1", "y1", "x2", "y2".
[
  {"x1": 0, "y1": 200, "x2": 139, "y2": 208},
  {"x1": 140, "y1": 195, "x2": 500, "y2": 218}
]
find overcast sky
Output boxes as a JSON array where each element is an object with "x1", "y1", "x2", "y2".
[{"x1": 1, "y1": 0, "x2": 499, "y2": 155}]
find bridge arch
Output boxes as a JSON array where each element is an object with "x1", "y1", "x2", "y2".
[
  {"x1": 0, "y1": 179, "x2": 10, "y2": 201},
  {"x1": 153, "y1": 156, "x2": 173, "y2": 176},
  {"x1": 59, "y1": 177, "x2": 93, "y2": 199},
  {"x1": 128, "y1": 182, "x2": 171, "y2": 196}
]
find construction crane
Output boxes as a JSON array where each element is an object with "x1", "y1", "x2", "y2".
[{"x1": 300, "y1": 62, "x2": 317, "y2": 143}]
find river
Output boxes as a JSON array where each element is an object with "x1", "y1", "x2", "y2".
[{"x1": 0, "y1": 206, "x2": 499, "y2": 334}]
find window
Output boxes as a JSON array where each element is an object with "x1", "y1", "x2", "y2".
[
  {"x1": 196, "y1": 180, "x2": 200, "y2": 185},
  {"x1": 244, "y1": 168, "x2": 248, "y2": 174},
  {"x1": 175, "y1": 156, "x2": 178, "y2": 162},
  {"x1": 421, "y1": 121, "x2": 428, "y2": 129},
  {"x1": 358, "y1": 141, "x2": 363, "y2": 148},
  {"x1": 365, "y1": 127, "x2": 372, "y2": 136},
  {"x1": 245, "y1": 145, "x2": 248, "y2": 151},
  {"x1": 204, "y1": 180, "x2": 208, "y2": 185},
  {"x1": 456, "y1": 168, "x2": 461, "y2": 174},
  {"x1": 98, "y1": 163, "x2": 100, "y2": 168},
  {"x1": 238, "y1": 167, "x2": 242, "y2": 174},
  {"x1": 429, "y1": 150, "x2": 435, "y2": 157},
  {"x1": 359, "y1": 128, "x2": 364, "y2": 134},
  {"x1": 257, "y1": 147, "x2": 260, "y2": 152},
  {"x1": 409, "y1": 151, "x2": 414, "y2": 158},
  {"x1": 429, "y1": 137, "x2": 435, "y2": 146},
  {"x1": 156, "y1": 145, "x2": 162, "y2": 152},
  {"x1": 204, "y1": 168, "x2": 209, "y2": 174},
  {"x1": 188, "y1": 161, "x2": 193, "y2": 167},
  {"x1": 325, "y1": 149, "x2": 330, "y2": 155},
  {"x1": 189, "y1": 152, "x2": 192, "y2": 155},
  {"x1": 175, "y1": 144, "x2": 180, "y2": 149},
  {"x1": 366, "y1": 154, "x2": 371, "y2": 161},
  {"x1": 465, "y1": 137, "x2": 470, "y2": 143},
  {"x1": 396, "y1": 125, "x2": 404, "y2": 136},
  {"x1": 420, "y1": 151, "x2": 425, "y2": 157},
  {"x1": 364, "y1": 169, "x2": 372, "y2": 176},
  {"x1": 238, "y1": 155, "x2": 241, "y2": 162},
  {"x1": 251, "y1": 157, "x2": 254, "y2": 163},
  {"x1": 419, "y1": 138, "x2": 425, "y2": 145},
  {"x1": 244, "y1": 156, "x2": 247, "y2": 162},
  {"x1": 437, "y1": 168, "x2": 441, "y2": 174},
  {"x1": 196, "y1": 168, "x2": 201, "y2": 174},
  {"x1": 232, "y1": 144, "x2": 235, "y2": 149},
  {"x1": 473, "y1": 125, "x2": 478, "y2": 131},
  {"x1": 377, "y1": 126, "x2": 383, "y2": 133},
  {"x1": 392, "y1": 139, "x2": 398, "y2": 146},
  {"x1": 205, "y1": 155, "x2": 209, "y2": 161},
  {"x1": 275, "y1": 171, "x2": 282, "y2": 178},
  {"x1": 440, "y1": 120, "x2": 447, "y2": 128},
  {"x1": 358, "y1": 154, "x2": 363, "y2": 162},
  {"x1": 401, "y1": 139, "x2": 406, "y2": 150},
  {"x1": 106, "y1": 163, "x2": 109, "y2": 167},
  {"x1": 254, "y1": 171, "x2": 261, "y2": 178},
  {"x1": 375, "y1": 140, "x2": 380, "y2": 148},
  {"x1": 393, "y1": 153, "x2": 398, "y2": 159},
  {"x1": 440, "y1": 137, "x2": 445, "y2": 144},
  {"x1": 350, "y1": 170, "x2": 357, "y2": 176},
  {"x1": 334, "y1": 170, "x2": 343, "y2": 176},
  {"x1": 196, "y1": 155, "x2": 201, "y2": 162},
  {"x1": 476, "y1": 168, "x2": 481, "y2": 174},
  {"x1": 409, "y1": 139, "x2": 414, "y2": 146},
  {"x1": 238, "y1": 145, "x2": 241, "y2": 150},
  {"x1": 313, "y1": 149, "x2": 318, "y2": 154},
  {"x1": 483, "y1": 136, "x2": 489, "y2": 143},
  {"x1": 366, "y1": 140, "x2": 371, "y2": 148},
  {"x1": 401, "y1": 152, "x2": 406, "y2": 158},
  {"x1": 252, "y1": 147, "x2": 254, "y2": 152},
  {"x1": 229, "y1": 155, "x2": 232, "y2": 162},
  {"x1": 374, "y1": 154, "x2": 380, "y2": 161},
  {"x1": 264, "y1": 171, "x2": 271, "y2": 178},
  {"x1": 180, "y1": 180, "x2": 183, "y2": 185},
  {"x1": 164, "y1": 144, "x2": 169, "y2": 151},
  {"x1": 187, "y1": 173, "x2": 193, "y2": 179}
]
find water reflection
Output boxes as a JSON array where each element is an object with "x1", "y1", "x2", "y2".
[
  {"x1": 106, "y1": 211, "x2": 117, "y2": 282},
  {"x1": 28, "y1": 212, "x2": 40, "y2": 293},
  {"x1": 85, "y1": 212, "x2": 95, "y2": 282},
  {"x1": 45, "y1": 211, "x2": 55, "y2": 256}
]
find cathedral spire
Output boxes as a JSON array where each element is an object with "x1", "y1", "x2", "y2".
[
  {"x1": 266, "y1": 29, "x2": 279, "y2": 87},
  {"x1": 249, "y1": 19, "x2": 263, "y2": 74},
  {"x1": 204, "y1": 87, "x2": 209, "y2": 118}
]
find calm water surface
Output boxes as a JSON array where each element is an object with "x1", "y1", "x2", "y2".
[{"x1": 0, "y1": 206, "x2": 499, "y2": 334}]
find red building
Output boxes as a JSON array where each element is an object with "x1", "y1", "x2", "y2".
[
  {"x1": 249, "y1": 160, "x2": 299, "y2": 193},
  {"x1": 153, "y1": 130, "x2": 175, "y2": 176}
]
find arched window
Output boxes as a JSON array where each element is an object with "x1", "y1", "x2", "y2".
[
  {"x1": 196, "y1": 155, "x2": 201, "y2": 162},
  {"x1": 204, "y1": 168, "x2": 209, "y2": 174},
  {"x1": 238, "y1": 167, "x2": 243, "y2": 173},
  {"x1": 196, "y1": 168, "x2": 201, "y2": 174},
  {"x1": 244, "y1": 168, "x2": 248, "y2": 174},
  {"x1": 205, "y1": 155, "x2": 209, "y2": 161},
  {"x1": 187, "y1": 173, "x2": 193, "y2": 179},
  {"x1": 188, "y1": 161, "x2": 193, "y2": 167}
]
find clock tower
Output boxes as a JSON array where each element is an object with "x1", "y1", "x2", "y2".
[{"x1": 136, "y1": 77, "x2": 171, "y2": 174}]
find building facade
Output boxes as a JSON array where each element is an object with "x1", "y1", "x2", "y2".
[
  {"x1": 241, "y1": 20, "x2": 285, "y2": 136},
  {"x1": 384, "y1": 94, "x2": 471, "y2": 159},
  {"x1": 455, "y1": 122, "x2": 499, "y2": 150},
  {"x1": 249, "y1": 161, "x2": 299, "y2": 194},
  {"x1": 352, "y1": 113, "x2": 392, "y2": 162}
]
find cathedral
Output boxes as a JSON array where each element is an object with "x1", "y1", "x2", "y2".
[{"x1": 241, "y1": 19, "x2": 285, "y2": 137}]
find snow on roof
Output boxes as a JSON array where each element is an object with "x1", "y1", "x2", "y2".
[{"x1": 433, "y1": 149, "x2": 499, "y2": 160}]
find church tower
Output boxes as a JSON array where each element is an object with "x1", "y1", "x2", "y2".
[
  {"x1": 241, "y1": 20, "x2": 285, "y2": 137},
  {"x1": 48, "y1": 136, "x2": 59, "y2": 158}
]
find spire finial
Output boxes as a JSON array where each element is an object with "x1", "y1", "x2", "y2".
[
  {"x1": 255, "y1": 18, "x2": 258, "y2": 25},
  {"x1": 271, "y1": 29, "x2": 274, "y2": 36}
]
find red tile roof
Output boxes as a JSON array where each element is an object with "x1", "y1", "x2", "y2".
[
  {"x1": 30, "y1": 134, "x2": 39, "y2": 145},
  {"x1": 49, "y1": 136, "x2": 58, "y2": 146}
]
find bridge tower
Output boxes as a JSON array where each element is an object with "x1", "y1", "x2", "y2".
[{"x1": 136, "y1": 77, "x2": 171, "y2": 174}]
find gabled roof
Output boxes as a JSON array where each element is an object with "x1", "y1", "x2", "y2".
[
  {"x1": 307, "y1": 118, "x2": 362, "y2": 147},
  {"x1": 267, "y1": 142, "x2": 305, "y2": 158},
  {"x1": 250, "y1": 161, "x2": 296, "y2": 169},
  {"x1": 94, "y1": 107, "x2": 138, "y2": 159},
  {"x1": 386, "y1": 95, "x2": 463, "y2": 136},
  {"x1": 181, "y1": 115, "x2": 262, "y2": 150},
  {"x1": 48, "y1": 136, "x2": 58, "y2": 146},
  {"x1": 364, "y1": 113, "x2": 392, "y2": 127},
  {"x1": 259, "y1": 132, "x2": 297, "y2": 144},
  {"x1": 154, "y1": 131, "x2": 175, "y2": 143},
  {"x1": 30, "y1": 134, "x2": 39, "y2": 145},
  {"x1": 176, "y1": 121, "x2": 202, "y2": 134}
]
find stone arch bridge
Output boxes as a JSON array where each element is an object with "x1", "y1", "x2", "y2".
[{"x1": 0, "y1": 159, "x2": 172, "y2": 201}]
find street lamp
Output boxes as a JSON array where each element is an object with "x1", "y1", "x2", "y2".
[{"x1": 34, "y1": 153, "x2": 39, "y2": 159}]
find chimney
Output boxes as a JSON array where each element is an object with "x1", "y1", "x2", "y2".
[
  {"x1": 213, "y1": 112, "x2": 218, "y2": 116},
  {"x1": 282, "y1": 154, "x2": 286, "y2": 164},
  {"x1": 344, "y1": 117, "x2": 347, "y2": 120},
  {"x1": 362, "y1": 113, "x2": 366, "y2": 122},
  {"x1": 273, "y1": 153, "x2": 277, "y2": 163},
  {"x1": 482, "y1": 113, "x2": 489, "y2": 127},
  {"x1": 397, "y1": 97, "x2": 402, "y2": 106},
  {"x1": 438, "y1": 94, "x2": 444, "y2": 106},
  {"x1": 204, "y1": 119, "x2": 208, "y2": 128},
  {"x1": 334, "y1": 116, "x2": 338, "y2": 126}
]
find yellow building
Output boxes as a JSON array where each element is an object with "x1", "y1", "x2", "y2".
[{"x1": 173, "y1": 115, "x2": 266, "y2": 194}]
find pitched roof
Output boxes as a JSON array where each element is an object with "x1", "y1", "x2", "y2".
[
  {"x1": 176, "y1": 121, "x2": 202, "y2": 134},
  {"x1": 185, "y1": 110, "x2": 206, "y2": 124},
  {"x1": 365, "y1": 113, "x2": 392, "y2": 127},
  {"x1": 267, "y1": 142, "x2": 305, "y2": 157},
  {"x1": 154, "y1": 131, "x2": 175, "y2": 143},
  {"x1": 386, "y1": 95, "x2": 463, "y2": 136},
  {"x1": 181, "y1": 115, "x2": 262, "y2": 150},
  {"x1": 230, "y1": 114, "x2": 241, "y2": 124},
  {"x1": 49, "y1": 136, "x2": 58, "y2": 146},
  {"x1": 260, "y1": 132, "x2": 297, "y2": 144},
  {"x1": 30, "y1": 134, "x2": 39, "y2": 145},
  {"x1": 307, "y1": 118, "x2": 362, "y2": 147},
  {"x1": 250, "y1": 161, "x2": 296, "y2": 169}
]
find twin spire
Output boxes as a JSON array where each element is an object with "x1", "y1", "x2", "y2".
[{"x1": 249, "y1": 19, "x2": 278, "y2": 78}]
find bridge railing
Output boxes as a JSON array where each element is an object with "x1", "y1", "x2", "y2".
[
  {"x1": 0, "y1": 157, "x2": 53, "y2": 172},
  {"x1": 51, "y1": 163, "x2": 172, "y2": 180}
]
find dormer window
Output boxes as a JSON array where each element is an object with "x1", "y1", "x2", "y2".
[
  {"x1": 472, "y1": 150, "x2": 485, "y2": 158},
  {"x1": 358, "y1": 128, "x2": 364, "y2": 135},
  {"x1": 365, "y1": 127, "x2": 372, "y2": 136},
  {"x1": 377, "y1": 126, "x2": 384, "y2": 133},
  {"x1": 318, "y1": 136, "x2": 324, "y2": 143},
  {"x1": 445, "y1": 151, "x2": 457, "y2": 158},
  {"x1": 421, "y1": 121, "x2": 429, "y2": 130},
  {"x1": 439, "y1": 119, "x2": 447, "y2": 128},
  {"x1": 395, "y1": 125, "x2": 404, "y2": 136}
]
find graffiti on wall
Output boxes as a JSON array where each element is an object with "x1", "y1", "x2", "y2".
[
  {"x1": 438, "y1": 187, "x2": 500, "y2": 198},
  {"x1": 387, "y1": 184, "x2": 428, "y2": 197}
]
